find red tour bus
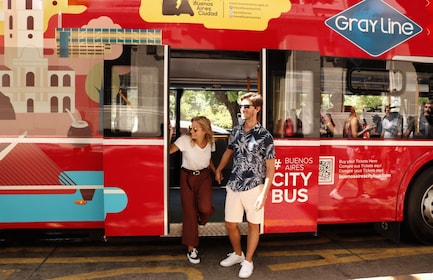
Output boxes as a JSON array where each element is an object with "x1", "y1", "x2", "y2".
[{"x1": 1, "y1": 0, "x2": 433, "y2": 244}]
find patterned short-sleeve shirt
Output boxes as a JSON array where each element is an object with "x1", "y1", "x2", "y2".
[{"x1": 227, "y1": 122, "x2": 275, "y2": 192}]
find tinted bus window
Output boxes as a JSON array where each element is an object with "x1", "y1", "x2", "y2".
[
  {"x1": 321, "y1": 57, "x2": 433, "y2": 139},
  {"x1": 266, "y1": 50, "x2": 321, "y2": 139},
  {"x1": 104, "y1": 45, "x2": 165, "y2": 137}
]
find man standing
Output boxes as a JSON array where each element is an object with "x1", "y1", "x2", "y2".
[{"x1": 215, "y1": 92, "x2": 275, "y2": 278}]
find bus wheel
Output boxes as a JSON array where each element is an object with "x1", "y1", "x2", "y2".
[{"x1": 406, "y1": 169, "x2": 433, "y2": 245}]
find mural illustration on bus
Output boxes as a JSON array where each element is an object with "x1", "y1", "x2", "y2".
[{"x1": 0, "y1": 1, "x2": 129, "y2": 226}]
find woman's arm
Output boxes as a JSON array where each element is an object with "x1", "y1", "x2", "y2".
[
  {"x1": 168, "y1": 124, "x2": 179, "y2": 154},
  {"x1": 209, "y1": 159, "x2": 216, "y2": 173}
]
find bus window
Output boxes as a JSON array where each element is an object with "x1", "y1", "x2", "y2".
[
  {"x1": 104, "y1": 45, "x2": 165, "y2": 137},
  {"x1": 321, "y1": 57, "x2": 433, "y2": 139},
  {"x1": 266, "y1": 50, "x2": 321, "y2": 138},
  {"x1": 348, "y1": 68, "x2": 404, "y2": 94}
]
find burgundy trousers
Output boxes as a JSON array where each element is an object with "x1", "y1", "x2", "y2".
[{"x1": 180, "y1": 168, "x2": 214, "y2": 247}]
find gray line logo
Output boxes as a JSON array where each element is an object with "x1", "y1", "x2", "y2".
[{"x1": 325, "y1": 0, "x2": 422, "y2": 56}]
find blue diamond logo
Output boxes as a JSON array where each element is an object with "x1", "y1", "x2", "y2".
[{"x1": 325, "y1": 0, "x2": 422, "y2": 56}]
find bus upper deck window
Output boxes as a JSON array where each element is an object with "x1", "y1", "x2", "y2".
[{"x1": 348, "y1": 68, "x2": 404, "y2": 94}]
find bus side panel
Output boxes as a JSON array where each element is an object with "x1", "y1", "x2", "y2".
[
  {"x1": 317, "y1": 142, "x2": 433, "y2": 224},
  {"x1": 264, "y1": 143, "x2": 319, "y2": 233},
  {"x1": 318, "y1": 142, "x2": 397, "y2": 224},
  {"x1": 103, "y1": 142, "x2": 164, "y2": 237}
]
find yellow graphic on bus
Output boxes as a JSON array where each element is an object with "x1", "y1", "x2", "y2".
[{"x1": 140, "y1": 0, "x2": 291, "y2": 31}]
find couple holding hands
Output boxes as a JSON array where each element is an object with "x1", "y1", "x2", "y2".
[{"x1": 169, "y1": 92, "x2": 275, "y2": 278}]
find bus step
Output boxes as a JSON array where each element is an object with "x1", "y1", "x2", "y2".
[{"x1": 165, "y1": 222, "x2": 248, "y2": 237}]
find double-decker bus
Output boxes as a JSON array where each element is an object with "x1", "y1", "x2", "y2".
[{"x1": 1, "y1": 0, "x2": 433, "y2": 244}]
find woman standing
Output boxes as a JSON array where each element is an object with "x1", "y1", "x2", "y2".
[
  {"x1": 169, "y1": 116, "x2": 216, "y2": 264},
  {"x1": 329, "y1": 106, "x2": 372, "y2": 200}
]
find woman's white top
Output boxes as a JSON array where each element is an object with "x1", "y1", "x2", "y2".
[{"x1": 174, "y1": 135, "x2": 215, "y2": 170}]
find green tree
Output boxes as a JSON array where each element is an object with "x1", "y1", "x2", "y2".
[{"x1": 175, "y1": 90, "x2": 243, "y2": 129}]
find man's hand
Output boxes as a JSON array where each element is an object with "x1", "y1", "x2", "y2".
[
  {"x1": 254, "y1": 193, "x2": 266, "y2": 211},
  {"x1": 215, "y1": 169, "x2": 223, "y2": 184}
]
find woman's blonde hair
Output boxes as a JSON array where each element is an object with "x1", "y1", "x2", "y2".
[{"x1": 187, "y1": 116, "x2": 214, "y2": 147}]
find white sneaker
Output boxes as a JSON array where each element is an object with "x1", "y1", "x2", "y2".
[
  {"x1": 329, "y1": 189, "x2": 343, "y2": 200},
  {"x1": 219, "y1": 251, "x2": 245, "y2": 267},
  {"x1": 239, "y1": 260, "x2": 254, "y2": 278},
  {"x1": 187, "y1": 248, "x2": 200, "y2": 264}
]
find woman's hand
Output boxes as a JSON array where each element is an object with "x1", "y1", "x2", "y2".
[{"x1": 169, "y1": 123, "x2": 174, "y2": 140}]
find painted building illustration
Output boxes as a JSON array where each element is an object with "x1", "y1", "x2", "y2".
[
  {"x1": 1, "y1": 0, "x2": 75, "y2": 117},
  {"x1": 0, "y1": 0, "x2": 162, "y2": 135}
]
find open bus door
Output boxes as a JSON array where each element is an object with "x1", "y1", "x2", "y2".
[
  {"x1": 262, "y1": 49, "x2": 320, "y2": 234},
  {"x1": 103, "y1": 45, "x2": 169, "y2": 237}
]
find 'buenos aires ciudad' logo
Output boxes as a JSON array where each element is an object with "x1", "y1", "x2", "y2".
[{"x1": 325, "y1": 0, "x2": 422, "y2": 56}]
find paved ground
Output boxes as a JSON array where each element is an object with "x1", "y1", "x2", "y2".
[{"x1": 1, "y1": 224, "x2": 433, "y2": 279}]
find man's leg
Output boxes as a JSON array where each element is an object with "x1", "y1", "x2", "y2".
[
  {"x1": 245, "y1": 222, "x2": 260, "y2": 262},
  {"x1": 225, "y1": 221, "x2": 242, "y2": 255}
]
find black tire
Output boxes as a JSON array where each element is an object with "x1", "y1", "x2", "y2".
[{"x1": 405, "y1": 168, "x2": 433, "y2": 244}]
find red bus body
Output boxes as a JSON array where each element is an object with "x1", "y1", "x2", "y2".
[{"x1": 1, "y1": 0, "x2": 433, "y2": 243}]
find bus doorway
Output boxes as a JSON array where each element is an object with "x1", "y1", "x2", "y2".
[{"x1": 167, "y1": 50, "x2": 260, "y2": 236}]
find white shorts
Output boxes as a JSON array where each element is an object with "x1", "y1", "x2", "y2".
[{"x1": 225, "y1": 185, "x2": 264, "y2": 224}]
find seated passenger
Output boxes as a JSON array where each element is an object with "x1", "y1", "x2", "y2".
[
  {"x1": 320, "y1": 113, "x2": 335, "y2": 138},
  {"x1": 277, "y1": 109, "x2": 303, "y2": 138}
]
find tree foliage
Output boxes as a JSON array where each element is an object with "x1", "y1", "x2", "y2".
[{"x1": 170, "y1": 90, "x2": 243, "y2": 129}]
